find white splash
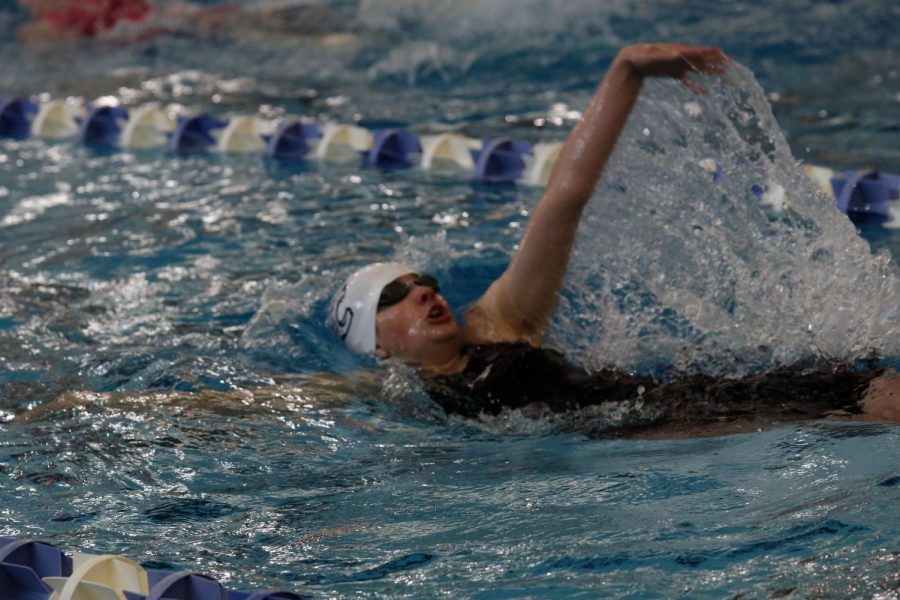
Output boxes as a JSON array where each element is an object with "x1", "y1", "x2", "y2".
[{"x1": 551, "y1": 63, "x2": 900, "y2": 376}]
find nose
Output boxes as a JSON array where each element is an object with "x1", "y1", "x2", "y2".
[{"x1": 414, "y1": 284, "x2": 435, "y2": 304}]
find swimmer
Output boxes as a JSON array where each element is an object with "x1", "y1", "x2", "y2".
[
  {"x1": 327, "y1": 43, "x2": 900, "y2": 434},
  {"x1": 16, "y1": 0, "x2": 354, "y2": 48}
]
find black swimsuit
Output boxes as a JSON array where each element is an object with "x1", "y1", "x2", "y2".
[{"x1": 425, "y1": 342, "x2": 877, "y2": 432}]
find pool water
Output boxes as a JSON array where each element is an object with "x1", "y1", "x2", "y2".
[{"x1": 1, "y1": 0, "x2": 900, "y2": 597}]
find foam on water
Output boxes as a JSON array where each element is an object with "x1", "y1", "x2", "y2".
[{"x1": 552, "y1": 63, "x2": 900, "y2": 376}]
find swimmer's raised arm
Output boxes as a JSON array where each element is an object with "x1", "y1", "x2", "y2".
[{"x1": 465, "y1": 44, "x2": 727, "y2": 344}]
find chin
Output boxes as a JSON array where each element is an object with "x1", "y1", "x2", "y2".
[{"x1": 429, "y1": 323, "x2": 462, "y2": 344}]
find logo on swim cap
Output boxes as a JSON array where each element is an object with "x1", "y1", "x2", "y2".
[
  {"x1": 329, "y1": 283, "x2": 353, "y2": 341},
  {"x1": 327, "y1": 262, "x2": 417, "y2": 354}
]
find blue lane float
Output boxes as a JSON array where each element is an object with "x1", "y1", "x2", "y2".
[
  {"x1": 366, "y1": 129, "x2": 422, "y2": 169},
  {"x1": 1, "y1": 97, "x2": 899, "y2": 223},
  {"x1": 805, "y1": 164, "x2": 900, "y2": 225},
  {"x1": 472, "y1": 137, "x2": 531, "y2": 184},
  {"x1": 0, "y1": 98, "x2": 38, "y2": 139},
  {"x1": 0, "y1": 538, "x2": 73, "y2": 600},
  {"x1": 0, "y1": 538, "x2": 310, "y2": 600},
  {"x1": 145, "y1": 571, "x2": 307, "y2": 600},
  {"x1": 264, "y1": 120, "x2": 321, "y2": 160},
  {"x1": 145, "y1": 571, "x2": 224, "y2": 600},
  {"x1": 168, "y1": 114, "x2": 228, "y2": 154},
  {"x1": 832, "y1": 169, "x2": 900, "y2": 219},
  {"x1": 79, "y1": 105, "x2": 129, "y2": 147}
]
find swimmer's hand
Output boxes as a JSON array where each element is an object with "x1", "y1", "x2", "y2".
[{"x1": 617, "y1": 44, "x2": 728, "y2": 93}]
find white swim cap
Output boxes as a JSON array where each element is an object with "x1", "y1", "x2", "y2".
[{"x1": 328, "y1": 262, "x2": 417, "y2": 354}]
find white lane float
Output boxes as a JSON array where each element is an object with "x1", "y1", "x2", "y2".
[
  {"x1": 32, "y1": 99, "x2": 83, "y2": 140},
  {"x1": 120, "y1": 104, "x2": 175, "y2": 149},
  {"x1": 420, "y1": 133, "x2": 480, "y2": 172}
]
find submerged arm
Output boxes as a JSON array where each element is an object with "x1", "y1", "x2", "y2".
[{"x1": 465, "y1": 44, "x2": 727, "y2": 344}]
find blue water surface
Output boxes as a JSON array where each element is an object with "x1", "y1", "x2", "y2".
[{"x1": 1, "y1": 0, "x2": 899, "y2": 597}]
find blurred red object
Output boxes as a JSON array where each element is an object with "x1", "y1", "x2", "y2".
[{"x1": 39, "y1": 0, "x2": 151, "y2": 38}]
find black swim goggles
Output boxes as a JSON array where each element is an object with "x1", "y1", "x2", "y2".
[{"x1": 378, "y1": 274, "x2": 440, "y2": 310}]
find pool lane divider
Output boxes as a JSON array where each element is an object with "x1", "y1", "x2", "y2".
[
  {"x1": 1, "y1": 96, "x2": 899, "y2": 225},
  {"x1": 0, "y1": 96, "x2": 561, "y2": 185},
  {"x1": 0, "y1": 537, "x2": 309, "y2": 600}
]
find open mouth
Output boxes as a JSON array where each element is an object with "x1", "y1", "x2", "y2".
[{"x1": 427, "y1": 303, "x2": 452, "y2": 323}]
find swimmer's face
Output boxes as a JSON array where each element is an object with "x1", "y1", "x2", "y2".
[{"x1": 374, "y1": 273, "x2": 461, "y2": 364}]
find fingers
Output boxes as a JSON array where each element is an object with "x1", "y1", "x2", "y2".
[
  {"x1": 619, "y1": 44, "x2": 728, "y2": 88},
  {"x1": 677, "y1": 47, "x2": 728, "y2": 94},
  {"x1": 680, "y1": 55, "x2": 699, "y2": 73},
  {"x1": 681, "y1": 48, "x2": 728, "y2": 73}
]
